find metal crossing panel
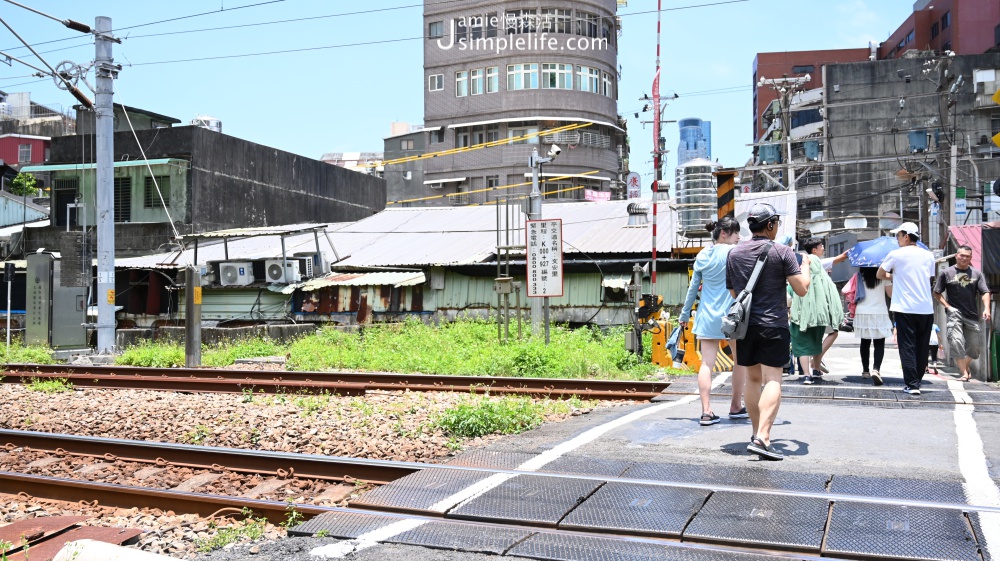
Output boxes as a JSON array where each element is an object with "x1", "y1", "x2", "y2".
[
  {"x1": 388, "y1": 520, "x2": 533, "y2": 554},
  {"x1": 509, "y1": 532, "x2": 780, "y2": 561},
  {"x1": 447, "y1": 450, "x2": 537, "y2": 469},
  {"x1": 830, "y1": 475, "x2": 967, "y2": 504},
  {"x1": 287, "y1": 511, "x2": 402, "y2": 538},
  {"x1": 448, "y1": 474, "x2": 602, "y2": 526},
  {"x1": 824, "y1": 502, "x2": 979, "y2": 561},
  {"x1": 350, "y1": 468, "x2": 494, "y2": 514},
  {"x1": 622, "y1": 462, "x2": 828, "y2": 492},
  {"x1": 559, "y1": 482, "x2": 709, "y2": 537},
  {"x1": 682, "y1": 491, "x2": 829, "y2": 551},
  {"x1": 540, "y1": 455, "x2": 633, "y2": 477}
]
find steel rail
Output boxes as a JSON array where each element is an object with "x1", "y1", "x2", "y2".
[
  {"x1": 1, "y1": 363, "x2": 667, "y2": 399},
  {"x1": 0, "y1": 430, "x2": 418, "y2": 485},
  {"x1": 6, "y1": 430, "x2": 1000, "y2": 515}
]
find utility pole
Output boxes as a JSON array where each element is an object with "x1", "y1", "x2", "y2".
[
  {"x1": 527, "y1": 147, "x2": 558, "y2": 337},
  {"x1": 758, "y1": 75, "x2": 810, "y2": 190},
  {"x1": 94, "y1": 16, "x2": 118, "y2": 353}
]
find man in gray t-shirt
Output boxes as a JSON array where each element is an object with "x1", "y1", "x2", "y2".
[
  {"x1": 725, "y1": 203, "x2": 810, "y2": 461},
  {"x1": 932, "y1": 244, "x2": 992, "y2": 381}
]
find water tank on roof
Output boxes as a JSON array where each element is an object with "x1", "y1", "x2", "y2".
[
  {"x1": 674, "y1": 158, "x2": 720, "y2": 238},
  {"x1": 191, "y1": 115, "x2": 222, "y2": 133}
]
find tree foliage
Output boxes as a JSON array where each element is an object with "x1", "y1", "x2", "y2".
[{"x1": 10, "y1": 172, "x2": 39, "y2": 197}]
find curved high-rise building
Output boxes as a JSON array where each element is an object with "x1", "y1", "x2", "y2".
[
  {"x1": 676, "y1": 117, "x2": 711, "y2": 167},
  {"x1": 410, "y1": 1, "x2": 626, "y2": 205}
]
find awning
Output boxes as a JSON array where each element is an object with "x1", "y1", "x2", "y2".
[
  {"x1": 423, "y1": 177, "x2": 467, "y2": 185},
  {"x1": 282, "y1": 271, "x2": 426, "y2": 294},
  {"x1": 445, "y1": 116, "x2": 623, "y2": 131},
  {"x1": 19, "y1": 159, "x2": 188, "y2": 173},
  {"x1": 523, "y1": 173, "x2": 612, "y2": 182}
]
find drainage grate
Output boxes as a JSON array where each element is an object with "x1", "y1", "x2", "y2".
[
  {"x1": 351, "y1": 468, "x2": 494, "y2": 513},
  {"x1": 559, "y1": 482, "x2": 709, "y2": 537},
  {"x1": 824, "y1": 502, "x2": 979, "y2": 560},
  {"x1": 622, "y1": 462, "x2": 828, "y2": 492},
  {"x1": 683, "y1": 491, "x2": 828, "y2": 551},
  {"x1": 448, "y1": 474, "x2": 602, "y2": 526},
  {"x1": 387, "y1": 520, "x2": 533, "y2": 554},
  {"x1": 780, "y1": 386, "x2": 835, "y2": 398},
  {"x1": 287, "y1": 511, "x2": 402, "y2": 538},
  {"x1": 834, "y1": 387, "x2": 898, "y2": 401},
  {"x1": 830, "y1": 475, "x2": 967, "y2": 504}
]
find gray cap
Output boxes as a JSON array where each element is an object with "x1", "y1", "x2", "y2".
[{"x1": 746, "y1": 202, "x2": 785, "y2": 226}]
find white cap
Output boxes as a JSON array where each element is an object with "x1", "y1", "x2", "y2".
[{"x1": 889, "y1": 222, "x2": 920, "y2": 237}]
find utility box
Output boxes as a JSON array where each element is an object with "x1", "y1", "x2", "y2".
[
  {"x1": 494, "y1": 277, "x2": 514, "y2": 294},
  {"x1": 25, "y1": 253, "x2": 87, "y2": 349}
]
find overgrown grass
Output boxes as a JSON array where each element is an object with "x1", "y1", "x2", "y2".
[
  {"x1": 116, "y1": 340, "x2": 186, "y2": 367},
  {"x1": 286, "y1": 320, "x2": 660, "y2": 380},
  {"x1": 116, "y1": 338, "x2": 285, "y2": 368},
  {"x1": 434, "y1": 395, "x2": 549, "y2": 438},
  {"x1": 1, "y1": 343, "x2": 56, "y2": 365},
  {"x1": 26, "y1": 377, "x2": 73, "y2": 393},
  {"x1": 195, "y1": 508, "x2": 268, "y2": 552}
]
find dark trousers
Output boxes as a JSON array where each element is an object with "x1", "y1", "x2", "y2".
[
  {"x1": 896, "y1": 313, "x2": 933, "y2": 389},
  {"x1": 860, "y1": 338, "x2": 885, "y2": 372}
]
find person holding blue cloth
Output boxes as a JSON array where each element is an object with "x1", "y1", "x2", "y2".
[{"x1": 680, "y1": 217, "x2": 748, "y2": 426}]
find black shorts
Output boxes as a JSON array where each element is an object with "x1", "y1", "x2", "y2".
[{"x1": 736, "y1": 325, "x2": 791, "y2": 368}]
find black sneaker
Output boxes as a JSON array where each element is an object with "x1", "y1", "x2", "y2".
[
  {"x1": 802, "y1": 376, "x2": 814, "y2": 385},
  {"x1": 812, "y1": 368, "x2": 824, "y2": 379},
  {"x1": 903, "y1": 387, "x2": 921, "y2": 396},
  {"x1": 728, "y1": 407, "x2": 749, "y2": 420},
  {"x1": 748, "y1": 437, "x2": 784, "y2": 461},
  {"x1": 700, "y1": 413, "x2": 721, "y2": 426}
]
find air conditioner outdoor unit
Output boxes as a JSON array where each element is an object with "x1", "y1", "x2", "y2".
[
  {"x1": 293, "y1": 252, "x2": 329, "y2": 277},
  {"x1": 265, "y1": 259, "x2": 302, "y2": 283},
  {"x1": 219, "y1": 262, "x2": 254, "y2": 286}
]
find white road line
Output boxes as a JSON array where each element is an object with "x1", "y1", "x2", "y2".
[
  {"x1": 948, "y1": 380, "x2": 1000, "y2": 560},
  {"x1": 310, "y1": 373, "x2": 731, "y2": 558}
]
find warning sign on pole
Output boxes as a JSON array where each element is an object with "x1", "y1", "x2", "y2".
[{"x1": 526, "y1": 219, "x2": 564, "y2": 298}]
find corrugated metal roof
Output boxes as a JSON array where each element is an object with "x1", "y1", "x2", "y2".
[
  {"x1": 949, "y1": 224, "x2": 983, "y2": 269},
  {"x1": 19, "y1": 159, "x2": 186, "y2": 173},
  {"x1": 117, "y1": 201, "x2": 673, "y2": 271},
  {"x1": 180, "y1": 224, "x2": 329, "y2": 240},
  {"x1": 283, "y1": 271, "x2": 426, "y2": 293}
]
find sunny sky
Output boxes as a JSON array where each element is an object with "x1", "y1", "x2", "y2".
[{"x1": 0, "y1": 0, "x2": 916, "y2": 187}]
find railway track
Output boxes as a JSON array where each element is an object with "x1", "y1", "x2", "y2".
[
  {"x1": 4, "y1": 429, "x2": 999, "y2": 561},
  {"x1": 1, "y1": 363, "x2": 668, "y2": 400}
]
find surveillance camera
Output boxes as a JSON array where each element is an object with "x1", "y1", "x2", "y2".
[
  {"x1": 899, "y1": 97, "x2": 906, "y2": 109},
  {"x1": 548, "y1": 145, "x2": 561, "y2": 157}
]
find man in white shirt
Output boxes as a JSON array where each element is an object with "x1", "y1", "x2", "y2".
[{"x1": 877, "y1": 222, "x2": 936, "y2": 395}]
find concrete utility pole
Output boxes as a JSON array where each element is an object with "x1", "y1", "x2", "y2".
[
  {"x1": 94, "y1": 16, "x2": 118, "y2": 353},
  {"x1": 758, "y1": 75, "x2": 810, "y2": 190}
]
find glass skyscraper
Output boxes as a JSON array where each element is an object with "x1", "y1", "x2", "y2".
[{"x1": 677, "y1": 118, "x2": 711, "y2": 166}]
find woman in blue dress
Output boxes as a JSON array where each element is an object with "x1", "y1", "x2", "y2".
[{"x1": 679, "y1": 218, "x2": 748, "y2": 426}]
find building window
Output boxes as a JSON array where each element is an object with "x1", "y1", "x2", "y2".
[
  {"x1": 456, "y1": 71, "x2": 469, "y2": 97},
  {"x1": 942, "y1": 41, "x2": 951, "y2": 52},
  {"x1": 456, "y1": 129, "x2": 470, "y2": 148},
  {"x1": 17, "y1": 143, "x2": 30, "y2": 162},
  {"x1": 576, "y1": 11, "x2": 599, "y2": 38},
  {"x1": 113, "y1": 177, "x2": 131, "y2": 222},
  {"x1": 455, "y1": 17, "x2": 467, "y2": 41},
  {"x1": 507, "y1": 63, "x2": 538, "y2": 90},
  {"x1": 470, "y1": 69, "x2": 484, "y2": 95},
  {"x1": 485, "y1": 124, "x2": 500, "y2": 143},
  {"x1": 401, "y1": 139, "x2": 414, "y2": 150},
  {"x1": 429, "y1": 129, "x2": 444, "y2": 144},
  {"x1": 541, "y1": 63, "x2": 573, "y2": 89},
  {"x1": 942, "y1": 11, "x2": 950, "y2": 30},
  {"x1": 506, "y1": 9, "x2": 536, "y2": 34},
  {"x1": 144, "y1": 176, "x2": 170, "y2": 209},
  {"x1": 486, "y1": 12, "x2": 497, "y2": 38},
  {"x1": 792, "y1": 65, "x2": 814, "y2": 74},
  {"x1": 906, "y1": 30, "x2": 915, "y2": 44},
  {"x1": 603, "y1": 72, "x2": 614, "y2": 97},
  {"x1": 932, "y1": 22, "x2": 939, "y2": 39},
  {"x1": 576, "y1": 65, "x2": 600, "y2": 93},
  {"x1": 453, "y1": 184, "x2": 469, "y2": 205},
  {"x1": 428, "y1": 21, "x2": 444, "y2": 39},
  {"x1": 428, "y1": 74, "x2": 443, "y2": 92},
  {"x1": 486, "y1": 66, "x2": 499, "y2": 93},
  {"x1": 470, "y1": 14, "x2": 484, "y2": 40},
  {"x1": 486, "y1": 175, "x2": 500, "y2": 198},
  {"x1": 508, "y1": 123, "x2": 539, "y2": 145},
  {"x1": 540, "y1": 8, "x2": 571, "y2": 33}
]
